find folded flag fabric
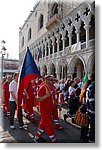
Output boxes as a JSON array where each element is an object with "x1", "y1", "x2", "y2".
[{"x1": 83, "y1": 72, "x2": 88, "y2": 83}]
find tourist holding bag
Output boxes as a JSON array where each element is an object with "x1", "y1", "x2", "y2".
[{"x1": 73, "y1": 79, "x2": 92, "y2": 143}]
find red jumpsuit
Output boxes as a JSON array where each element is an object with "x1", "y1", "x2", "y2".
[
  {"x1": 24, "y1": 80, "x2": 37, "y2": 123},
  {"x1": 2, "y1": 81, "x2": 10, "y2": 115},
  {"x1": 35, "y1": 82, "x2": 57, "y2": 142}
]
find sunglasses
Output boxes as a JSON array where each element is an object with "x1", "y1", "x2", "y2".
[{"x1": 47, "y1": 79, "x2": 54, "y2": 81}]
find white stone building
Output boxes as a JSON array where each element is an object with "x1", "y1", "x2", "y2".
[{"x1": 19, "y1": 0, "x2": 95, "y2": 80}]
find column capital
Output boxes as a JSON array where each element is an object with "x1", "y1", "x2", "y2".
[{"x1": 84, "y1": 24, "x2": 91, "y2": 30}]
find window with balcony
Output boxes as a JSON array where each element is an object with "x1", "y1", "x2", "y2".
[
  {"x1": 50, "y1": 3, "x2": 58, "y2": 19},
  {"x1": 28, "y1": 28, "x2": 32, "y2": 41},
  {"x1": 21, "y1": 36, "x2": 24, "y2": 47},
  {"x1": 38, "y1": 14, "x2": 44, "y2": 30}
]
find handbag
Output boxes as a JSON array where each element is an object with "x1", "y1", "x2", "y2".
[{"x1": 73, "y1": 106, "x2": 89, "y2": 127}]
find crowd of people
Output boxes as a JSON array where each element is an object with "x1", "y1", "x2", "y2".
[{"x1": 0, "y1": 72, "x2": 95, "y2": 143}]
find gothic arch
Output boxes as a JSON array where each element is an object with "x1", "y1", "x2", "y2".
[
  {"x1": 87, "y1": 52, "x2": 95, "y2": 74},
  {"x1": 40, "y1": 64, "x2": 47, "y2": 76},
  {"x1": 69, "y1": 55, "x2": 86, "y2": 79},
  {"x1": 57, "y1": 60, "x2": 68, "y2": 79},
  {"x1": 49, "y1": 62, "x2": 56, "y2": 77}
]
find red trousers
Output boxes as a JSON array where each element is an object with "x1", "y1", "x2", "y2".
[
  {"x1": 26, "y1": 97, "x2": 34, "y2": 115},
  {"x1": 3, "y1": 99, "x2": 10, "y2": 113},
  {"x1": 36, "y1": 107, "x2": 57, "y2": 142},
  {"x1": 53, "y1": 106, "x2": 60, "y2": 129}
]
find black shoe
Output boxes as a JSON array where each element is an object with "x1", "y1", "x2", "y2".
[
  {"x1": 19, "y1": 124, "x2": 28, "y2": 129},
  {"x1": 4, "y1": 112, "x2": 7, "y2": 116},
  {"x1": 33, "y1": 137, "x2": 47, "y2": 143},
  {"x1": 34, "y1": 137, "x2": 47, "y2": 143},
  {"x1": 64, "y1": 114, "x2": 68, "y2": 122}
]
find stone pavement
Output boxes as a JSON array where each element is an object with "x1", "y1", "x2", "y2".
[{"x1": 0, "y1": 106, "x2": 81, "y2": 143}]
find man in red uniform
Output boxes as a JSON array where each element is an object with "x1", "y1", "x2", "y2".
[
  {"x1": 23, "y1": 79, "x2": 37, "y2": 123},
  {"x1": 2, "y1": 75, "x2": 12, "y2": 116},
  {"x1": 34, "y1": 75, "x2": 57, "y2": 143}
]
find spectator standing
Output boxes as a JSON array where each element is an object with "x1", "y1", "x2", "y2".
[
  {"x1": 86, "y1": 73, "x2": 95, "y2": 142},
  {"x1": 79, "y1": 79, "x2": 92, "y2": 143},
  {"x1": 68, "y1": 80, "x2": 79, "y2": 117},
  {"x1": 9, "y1": 72, "x2": 19, "y2": 129},
  {"x1": 59, "y1": 79, "x2": 65, "y2": 105}
]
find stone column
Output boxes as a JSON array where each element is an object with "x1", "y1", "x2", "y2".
[
  {"x1": 56, "y1": 34, "x2": 60, "y2": 56},
  {"x1": 56, "y1": 64, "x2": 60, "y2": 80},
  {"x1": 44, "y1": 43, "x2": 47, "y2": 58},
  {"x1": 68, "y1": 32, "x2": 72, "y2": 47},
  {"x1": 61, "y1": 65, "x2": 64, "y2": 79},
  {"x1": 85, "y1": 24, "x2": 90, "y2": 48},
  {"x1": 76, "y1": 28, "x2": 80, "y2": 44},
  {"x1": 47, "y1": 40, "x2": 50, "y2": 57},
  {"x1": 47, "y1": 65, "x2": 50, "y2": 75},
  {"x1": 51, "y1": 37, "x2": 55, "y2": 57},
  {"x1": 41, "y1": 44, "x2": 43, "y2": 59},
  {"x1": 62, "y1": 31, "x2": 66, "y2": 54}
]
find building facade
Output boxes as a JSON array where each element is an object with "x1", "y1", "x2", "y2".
[
  {"x1": 19, "y1": 0, "x2": 95, "y2": 80},
  {"x1": 0, "y1": 58, "x2": 19, "y2": 76}
]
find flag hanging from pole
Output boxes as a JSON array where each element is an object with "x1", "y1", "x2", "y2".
[
  {"x1": 83, "y1": 72, "x2": 88, "y2": 83},
  {"x1": 17, "y1": 47, "x2": 41, "y2": 108}
]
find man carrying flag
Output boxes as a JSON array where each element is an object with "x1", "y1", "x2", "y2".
[{"x1": 17, "y1": 47, "x2": 40, "y2": 127}]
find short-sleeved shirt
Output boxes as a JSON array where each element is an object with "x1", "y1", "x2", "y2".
[
  {"x1": 68, "y1": 86, "x2": 76, "y2": 99},
  {"x1": 9, "y1": 80, "x2": 18, "y2": 102}
]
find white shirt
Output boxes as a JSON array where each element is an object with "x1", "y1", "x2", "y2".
[
  {"x1": 54, "y1": 83, "x2": 60, "y2": 90},
  {"x1": 9, "y1": 80, "x2": 18, "y2": 101},
  {"x1": 68, "y1": 86, "x2": 75, "y2": 97},
  {"x1": 60, "y1": 83, "x2": 65, "y2": 94},
  {"x1": 78, "y1": 82, "x2": 84, "y2": 89}
]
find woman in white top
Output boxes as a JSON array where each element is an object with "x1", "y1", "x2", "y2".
[{"x1": 68, "y1": 80, "x2": 78, "y2": 117}]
